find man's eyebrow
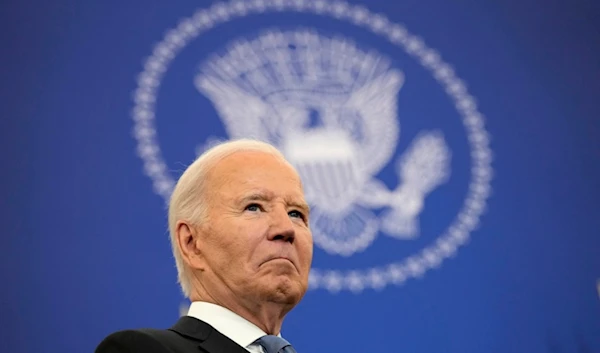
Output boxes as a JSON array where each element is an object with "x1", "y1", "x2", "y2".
[
  {"x1": 237, "y1": 191, "x2": 310, "y2": 215},
  {"x1": 237, "y1": 190, "x2": 275, "y2": 204},
  {"x1": 287, "y1": 198, "x2": 311, "y2": 216}
]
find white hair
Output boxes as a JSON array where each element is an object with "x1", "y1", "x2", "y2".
[{"x1": 168, "y1": 138, "x2": 290, "y2": 298}]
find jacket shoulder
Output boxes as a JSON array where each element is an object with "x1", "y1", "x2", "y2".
[{"x1": 95, "y1": 329, "x2": 174, "y2": 353}]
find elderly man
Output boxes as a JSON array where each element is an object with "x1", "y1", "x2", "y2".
[{"x1": 96, "y1": 139, "x2": 313, "y2": 353}]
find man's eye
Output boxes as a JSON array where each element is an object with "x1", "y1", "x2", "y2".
[
  {"x1": 288, "y1": 210, "x2": 304, "y2": 220},
  {"x1": 245, "y1": 203, "x2": 261, "y2": 212}
]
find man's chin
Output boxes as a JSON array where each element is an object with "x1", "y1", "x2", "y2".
[{"x1": 262, "y1": 277, "x2": 306, "y2": 305}]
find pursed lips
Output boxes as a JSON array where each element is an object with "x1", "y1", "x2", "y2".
[{"x1": 262, "y1": 255, "x2": 297, "y2": 270}]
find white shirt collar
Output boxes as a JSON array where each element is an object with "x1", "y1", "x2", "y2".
[{"x1": 186, "y1": 301, "x2": 281, "y2": 349}]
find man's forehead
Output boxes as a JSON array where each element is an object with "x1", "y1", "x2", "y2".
[
  {"x1": 214, "y1": 151, "x2": 298, "y2": 175},
  {"x1": 222, "y1": 163, "x2": 302, "y2": 186},
  {"x1": 206, "y1": 150, "x2": 306, "y2": 193}
]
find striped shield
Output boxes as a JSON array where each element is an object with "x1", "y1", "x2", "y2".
[{"x1": 282, "y1": 128, "x2": 366, "y2": 215}]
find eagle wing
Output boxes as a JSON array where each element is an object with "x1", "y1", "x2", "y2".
[
  {"x1": 195, "y1": 74, "x2": 273, "y2": 141},
  {"x1": 346, "y1": 70, "x2": 405, "y2": 175}
]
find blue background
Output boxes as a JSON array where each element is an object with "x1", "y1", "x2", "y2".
[{"x1": 2, "y1": 0, "x2": 599, "y2": 352}]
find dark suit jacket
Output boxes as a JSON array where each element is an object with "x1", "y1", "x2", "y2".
[{"x1": 95, "y1": 316, "x2": 250, "y2": 353}]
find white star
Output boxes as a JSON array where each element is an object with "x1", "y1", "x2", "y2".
[
  {"x1": 463, "y1": 112, "x2": 483, "y2": 128},
  {"x1": 422, "y1": 249, "x2": 442, "y2": 268},
  {"x1": 132, "y1": 108, "x2": 153, "y2": 122},
  {"x1": 367, "y1": 270, "x2": 386, "y2": 290},
  {"x1": 213, "y1": 3, "x2": 230, "y2": 20},
  {"x1": 134, "y1": 90, "x2": 154, "y2": 105},
  {"x1": 387, "y1": 264, "x2": 406, "y2": 284},
  {"x1": 406, "y1": 258, "x2": 425, "y2": 277},
  {"x1": 179, "y1": 20, "x2": 197, "y2": 35},
  {"x1": 137, "y1": 144, "x2": 158, "y2": 158},
  {"x1": 232, "y1": 1, "x2": 248, "y2": 15},
  {"x1": 331, "y1": 2, "x2": 348, "y2": 17},
  {"x1": 308, "y1": 271, "x2": 320, "y2": 289},
  {"x1": 251, "y1": 0, "x2": 266, "y2": 11},
  {"x1": 437, "y1": 238, "x2": 456, "y2": 257},
  {"x1": 388, "y1": 25, "x2": 407, "y2": 44},
  {"x1": 166, "y1": 30, "x2": 184, "y2": 47},
  {"x1": 145, "y1": 161, "x2": 165, "y2": 176},
  {"x1": 155, "y1": 179, "x2": 174, "y2": 195},
  {"x1": 133, "y1": 126, "x2": 155, "y2": 140},
  {"x1": 323, "y1": 271, "x2": 343, "y2": 292},
  {"x1": 346, "y1": 271, "x2": 364, "y2": 293},
  {"x1": 421, "y1": 50, "x2": 439, "y2": 67},
  {"x1": 406, "y1": 37, "x2": 424, "y2": 54},
  {"x1": 351, "y1": 6, "x2": 367, "y2": 23},
  {"x1": 434, "y1": 64, "x2": 453, "y2": 80},
  {"x1": 447, "y1": 80, "x2": 466, "y2": 96},
  {"x1": 369, "y1": 15, "x2": 387, "y2": 33},
  {"x1": 290, "y1": 0, "x2": 306, "y2": 11},
  {"x1": 457, "y1": 97, "x2": 476, "y2": 112},
  {"x1": 144, "y1": 58, "x2": 164, "y2": 73},
  {"x1": 194, "y1": 11, "x2": 213, "y2": 27}
]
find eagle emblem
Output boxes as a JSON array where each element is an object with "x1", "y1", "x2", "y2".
[{"x1": 194, "y1": 29, "x2": 451, "y2": 256}]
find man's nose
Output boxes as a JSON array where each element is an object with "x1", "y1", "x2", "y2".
[{"x1": 268, "y1": 208, "x2": 295, "y2": 243}]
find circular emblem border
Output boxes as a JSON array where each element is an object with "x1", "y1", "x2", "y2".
[{"x1": 131, "y1": 0, "x2": 493, "y2": 293}]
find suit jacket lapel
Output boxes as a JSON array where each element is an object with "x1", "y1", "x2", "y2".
[{"x1": 169, "y1": 316, "x2": 250, "y2": 353}]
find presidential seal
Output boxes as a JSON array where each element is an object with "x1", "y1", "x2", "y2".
[{"x1": 132, "y1": 0, "x2": 493, "y2": 293}]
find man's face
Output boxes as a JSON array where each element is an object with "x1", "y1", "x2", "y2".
[{"x1": 196, "y1": 151, "x2": 313, "y2": 307}]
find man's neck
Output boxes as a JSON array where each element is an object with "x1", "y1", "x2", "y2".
[{"x1": 191, "y1": 286, "x2": 290, "y2": 335}]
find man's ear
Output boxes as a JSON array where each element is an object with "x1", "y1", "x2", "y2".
[{"x1": 175, "y1": 220, "x2": 206, "y2": 271}]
